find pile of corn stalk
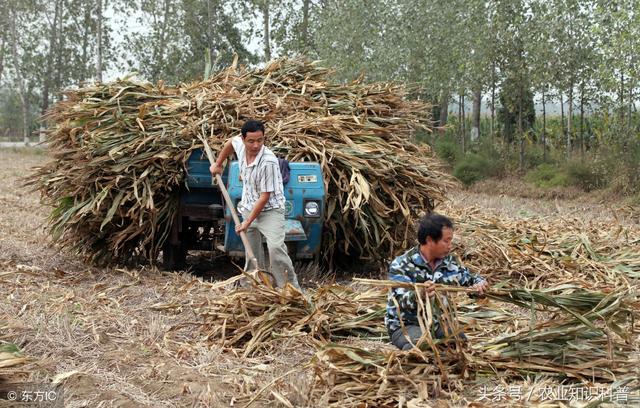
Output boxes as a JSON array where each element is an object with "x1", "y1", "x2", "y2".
[
  {"x1": 195, "y1": 277, "x2": 638, "y2": 406},
  {"x1": 318, "y1": 284, "x2": 639, "y2": 406},
  {"x1": 27, "y1": 58, "x2": 454, "y2": 265},
  {"x1": 197, "y1": 277, "x2": 386, "y2": 357},
  {"x1": 444, "y1": 205, "x2": 640, "y2": 288},
  {"x1": 194, "y1": 207, "x2": 640, "y2": 406}
]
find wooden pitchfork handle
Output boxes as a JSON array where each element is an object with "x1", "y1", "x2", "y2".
[{"x1": 197, "y1": 135, "x2": 259, "y2": 272}]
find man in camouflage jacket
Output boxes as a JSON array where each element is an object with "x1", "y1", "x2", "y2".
[{"x1": 385, "y1": 213, "x2": 489, "y2": 350}]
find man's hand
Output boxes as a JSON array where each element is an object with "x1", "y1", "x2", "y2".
[
  {"x1": 421, "y1": 281, "x2": 436, "y2": 297},
  {"x1": 235, "y1": 220, "x2": 251, "y2": 234},
  {"x1": 210, "y1": 163, "x2": 223, "y2": 176},
  {"x1": 471, "y1": 280, "x2": 489, "y2": 296}
]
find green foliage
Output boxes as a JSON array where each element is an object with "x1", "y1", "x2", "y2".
[
  {"x1": 565, "y1": 161, "x2": 608, "y2": 192},
  {"x1": 7, "y1": 147, "x2": 46, "y2": 155},
  {"x1": 497, "y1": 74, "x2": 536, "y2": 144},
  {"x1": 0, "y1": 89, "x2": 39, "y2": 141},
  {"x1": 453, "y1": 153, "x2": 496, "y2": 185},
  {"x1": 122, "y1": 0, "x2": 257, "y2": 84},
  {"x1": 525, "y1": 161, "x2": 608, "y2": 192},
  {"x1": 433, "y1": 137, "x2": 462, "y2": 166},
  {"x1": 525, "y1": 164, "x2": 569, "y2": 189},
  {"x1": 625, "y1": 192, "x2": 640, "y2": 207},
  {"x1": 474, "y1": 137, "x2": 508, "y2": 175},
  {"x1": 522, "y1": 143, "x2": 548, "y2": 169},
  {"x1": 0, "y1": 343, "x2": 20, "y2": 353},
  {"x1": 0, "y1": 0, "x2": 639, "y2": 199},
  {"x1": 595, "y1": 140, "x2": 640, "y2": 194}
]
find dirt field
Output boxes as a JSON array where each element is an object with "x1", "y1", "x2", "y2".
[{"x1": 1, "y1": 149, "x2": 638, "y2": 407}]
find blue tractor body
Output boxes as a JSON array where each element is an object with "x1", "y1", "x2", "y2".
[{"x1": 162, "y1": 148, "x2": 324, "y2": 269}]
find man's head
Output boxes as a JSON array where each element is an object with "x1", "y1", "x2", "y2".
[
  {"x1": 418, "y1": 213, "x2": 454, "y2": 260},
  {"x1": 240, "y1": 120, "x2": 266, "y2": 157}
]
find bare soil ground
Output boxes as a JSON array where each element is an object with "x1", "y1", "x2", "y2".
[
  {"x1": 452, "y1": 177, "x2": 639, "y2": 227},
  {"x1": 0, "y1": 149, "x2": 638, "y2": 407},
  {"x1": 0, "y1": 149, "x2": 316, "y2": 407}
]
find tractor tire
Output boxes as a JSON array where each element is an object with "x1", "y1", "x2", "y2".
[{"x1": 162, "y1": 241, "x2": 187, "y2": 270}]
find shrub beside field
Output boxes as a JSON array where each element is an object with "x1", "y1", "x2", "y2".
[{"x1": 425, "y1": 126, "x2": 640, "y2": 196}]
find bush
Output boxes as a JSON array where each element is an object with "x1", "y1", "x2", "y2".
[
  {"x1": 433, "y1": 137, "x2": 461, "y2": 166},
  {"x1": 453, "y1": 154, "x2": 494, "y2": 185},
  {"x1": 525, "y1": 161, "x2": 609, "y2": 192},
  {"x1": 523, "y1": 144, "x2": 547, "y2": 169},
  {"x1": 474, "y1": 138, "x2": 509, "y2": 176},
  {"x1": 624, "y1": 192, "x2": 640, "y2": 207},
  {"x1": 604, "y1": 142, "x2": 640, "y2": 195},
  {"x1": 524, "y1": 164, "x2": 569, "y2": 189},
  {"x1": 565, "y1": 161, "x2": 607, "y2": 192}
]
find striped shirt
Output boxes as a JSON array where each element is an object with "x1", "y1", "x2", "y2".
[{"x1": 231, "y1": 135, "x2": 285, "y2": 213}]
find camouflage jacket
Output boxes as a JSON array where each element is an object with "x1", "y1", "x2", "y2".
[{"x1": 384, "y1": 246, "x2": 486, "y2": 333}]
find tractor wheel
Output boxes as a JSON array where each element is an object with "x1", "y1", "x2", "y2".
[{"x1": 162, "y1": 241, "x2": 187, "y2": 270}]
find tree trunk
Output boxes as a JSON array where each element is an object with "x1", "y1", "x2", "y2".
[
  {"x1": 628, "y1": 82, "x2": 634, "y2": 131},
  {"x1": 151, "y1": 0, "x2": 171, "y2": 82},
  {"x1": 580, "y1": 81, "x2": 585, "y2": 160},
  {"x1": 462, "y1": 93, "x2": 466, "y2": 141},
  {"x1": 55, "y1": 0, "x2": 64, "y2": 91},
  {"x1": 518, "y1": 85, "x2": 524, "y2": 172},
  {"x1": 206, "y1": 0, "x2": 216, "y2": 66},
  {"x1": 41, "y1": 0, "x2": 62, "y2": 142},
  {"x1": 79, "y1": 5, "x2": 91, "y2": 79},
  {"x1": 9, "y1": 10, "x2": 30, "y2": 145},
  {"x1": 262, "y1": 0, "x2": 271, "y2": 62},
  {"x1": 457, "y1": 94, "x2": 461, "y2": 135},
  {"x1": 301, "y1": 0, "x2": 310, "y2": 50},
  {"x1": 542, "y1": 90, "x2": 547, "y2": 162},
  {"x1": 471, "y1": 88, "x2": 481, "y2": 143},
  {"x1": 619, "y1": 72, "x2": 624, "y2": 124},
  {"x1": 560, "y1": 91, "x2": 566, "y2": 142},
  {"x1": 490, "y1": 62, "x2": 495, "y2": 139},
  {"x1": 75, "y1": 6, "x2": 92, "y2": 83},
  {"x1": 439, "y1": 89, "x2": 449, "y2": 128},
  {"x1": 95, "y1": 0, "x2": 103, "y2": 82},
  {"x1": 567, "y1": 83, "x2": 573, "y2": 159},
  {"x1": 0, "y1": 33, "x2": 5, "y2": 82},
  {"x1": 459, "y1": 94, "x2": 465, "y2": 153}
]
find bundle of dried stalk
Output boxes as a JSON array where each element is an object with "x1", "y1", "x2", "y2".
[
  {"x1": 308, "y1": 289, "x2": 469, "y2": 406},
  {"x1": 0, "y1": 342, "x2": 29, "y2": 384},
  {"x1": 475, "y1": 287, "x2": 639, "y2": 382},
  {"x1": 27, "y1": 58, "x2": 454, "y2": 265},
  {"x1": 443, "y1": 205, "x2": 640, "y2": 288},
  {"x1": 197, "y1": 278, "x2": 387, "y2": 357},
  {"x1": 310, "y1": 343, "x2": 466, "y2": 407},
  {"x1": 313, "y1": 280, "x2": 640, "y2": 405},
  {"x1": 0, "y1": 343, "x2": 27, "y2": 370}
]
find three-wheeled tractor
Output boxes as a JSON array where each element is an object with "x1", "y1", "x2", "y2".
[{"x1": 162, "y1": 149, "x2": 325, "y2": 269}]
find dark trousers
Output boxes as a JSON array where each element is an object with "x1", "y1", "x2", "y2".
[{"x1": 389, "y1": 324, "x2": 467, "y2": 351}]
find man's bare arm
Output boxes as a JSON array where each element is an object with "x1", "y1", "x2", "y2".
[
  {"x1": 235, "y1": 192, "x2": 271, "y2": 233},
  {"x1": 209, "y1": 139, "x2": 235, "y2": 175}
]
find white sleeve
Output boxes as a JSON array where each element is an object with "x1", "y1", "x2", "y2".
[{"x1": 231, "y1": 135, "x2": 244, "y2": 161}]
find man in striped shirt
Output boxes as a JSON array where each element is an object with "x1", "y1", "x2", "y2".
[{"x1": 210, "y1": 120, "x2": 301, "y2": 290}]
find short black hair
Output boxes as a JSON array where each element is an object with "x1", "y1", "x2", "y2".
[
  {"x1": 417, "y1": 213, "x2": 454, "y2": 245},
  {"x1": 241, "y1": 120, "x2": 265, "y2": 137}
]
